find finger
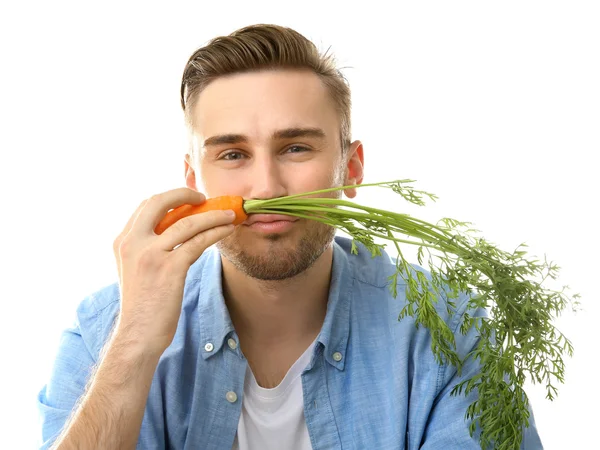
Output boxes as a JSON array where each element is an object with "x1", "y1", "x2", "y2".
[
  {"x1": 113, "y1": 199, "x2": 148, "y2": 271},
  {"x1": 158, "y1": 209, "x2": 236, "y2": 251},
  {"x1": 134, "y1": 188, "x2": 206, "y2": 235},
  {"x1": 120, "y1": 199, "x2": 148, "y2": 240},
  {"x1": 173, "y1": 222, "x2": 235, "y2": 266}
]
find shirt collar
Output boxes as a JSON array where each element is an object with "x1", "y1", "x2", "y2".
[{"x1": 196, "y1": 237, "x2": 354, "y2": 371}]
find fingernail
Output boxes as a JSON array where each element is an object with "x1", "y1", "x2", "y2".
[{"x1": 225, "y1": 210, "x2": 236, "y2": 217}]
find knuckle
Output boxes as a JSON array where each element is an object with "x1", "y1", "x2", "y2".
[
  {"x1": 190, "y1": 224, "x2": 226, "y2": 248},
  {"x1": 113, "y1": 236, "x2": 122, "y2": 252},
  {"x1": 178, "y1": 244, "x2": 199, "y2": 262},
  {"x1": 185, "y1": 232, "x2": 207, "y2": 251},
  {"x1": 185, "y1": 232, "x2": 210, "y2": 253},
  {"x1": 131, "y1": 248, "x2": 165, "y2": 273},
  {"x1": 117, "y1": 236, "x2": 136, "y2": 257},
  {"x1": 136, "y1": 246, "x2": 159, "y2": 266},
  {"x1": 148, "y1": 193, "x2": 162, "y2": 204},
  {"x1": 171, "y1": 217, "x2": 196, "y2": 234}
]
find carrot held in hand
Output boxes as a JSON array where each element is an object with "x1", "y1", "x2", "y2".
[{"x1": 154, "y1": 195, "x2": 247, "y2": 234}]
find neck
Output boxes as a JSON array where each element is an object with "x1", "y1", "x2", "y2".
[{"x1": 221, "y1": 245, "x2": 333, "y2": 348}]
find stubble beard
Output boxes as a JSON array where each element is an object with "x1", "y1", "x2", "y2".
[{"x1": 216, "y1": 219, "x2": 336, "y2": 281}]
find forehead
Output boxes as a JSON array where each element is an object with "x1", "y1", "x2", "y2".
[{"x1": 190, "y1": 69, "x2": 340, "y2": 142}]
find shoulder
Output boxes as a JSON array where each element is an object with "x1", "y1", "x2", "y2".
[
  {"x1": 336, "y1": 236, "x2": 471, "y2": 328},
  {"x1": 338, "y1": 236, "x2": 483, "y2": 378}
]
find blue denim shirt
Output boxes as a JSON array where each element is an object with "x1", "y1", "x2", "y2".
[{"x1": 37, "y1": 236, "x2": 543, "y2": 449}]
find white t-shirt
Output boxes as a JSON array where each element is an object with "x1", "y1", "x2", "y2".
[{"x1": 232, "y1": 339, "x2": 317, "y2": 450}]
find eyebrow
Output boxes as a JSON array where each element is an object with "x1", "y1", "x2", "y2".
[{"x1": 202, "y1": 127, "x2": 327, "y2": 148}]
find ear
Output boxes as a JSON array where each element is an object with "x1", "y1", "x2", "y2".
[
  {"x1": 184, "y1": 153, "x2": 198, "y2": 190},
  {"x1": 343, "y1": 140, "x2": 364, "y2": 198}
]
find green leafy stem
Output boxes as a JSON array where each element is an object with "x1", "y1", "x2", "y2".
[{"x1": 244, "y1": 179, "x2": 580, "y2": 450}]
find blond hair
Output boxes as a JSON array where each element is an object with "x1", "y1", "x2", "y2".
[{"x1": 180, "y1": 24, "x2": 351, "y2": 152}]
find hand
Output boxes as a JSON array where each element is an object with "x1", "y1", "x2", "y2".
[{"x1": 112, "y1": 188, "x2": 236, "y2": 354}]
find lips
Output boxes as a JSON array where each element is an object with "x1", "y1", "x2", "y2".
[{"x1": 243, "y1": 214, "x2": 299, "y2": 225}]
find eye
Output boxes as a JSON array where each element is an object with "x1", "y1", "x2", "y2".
[
  {"x1": 221, "y1": 151, "x2": 246, "y2": 161},
  {"x1": 286, "y1": 145, "x2": 310, "y2": 154},
  {"x1": 219, "y1": 146, "x2": 309, "y2": 161}
]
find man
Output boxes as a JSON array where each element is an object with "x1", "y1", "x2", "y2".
[{"x1": 37, "y1": 24, "x2": 543, "y2": 449}]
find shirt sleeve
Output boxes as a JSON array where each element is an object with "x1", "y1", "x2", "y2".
[
  {"x1": 36, "y1": 319, "x2": 97, "y2": 449},
  {"x1": 420, "y1": 302, "x2": 544, "y2": 450}
]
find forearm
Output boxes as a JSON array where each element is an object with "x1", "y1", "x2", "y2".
[{"x1": 50, "y1": 326, "x2": 162, "y2": 450}]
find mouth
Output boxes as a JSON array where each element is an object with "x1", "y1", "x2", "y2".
[
  {"x1": 243, "y1": 214, "x2": 299, "y2": 225},
  {"x1": 243, "y1": 214, "x2": 299, "y2": 233}
]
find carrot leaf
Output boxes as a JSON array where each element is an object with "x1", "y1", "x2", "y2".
[{"x1": 244, "y1": 179, "x2": 580, "y2": 450}]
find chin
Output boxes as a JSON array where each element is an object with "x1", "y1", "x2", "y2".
[{"x1": 216, "y1": 221, "x2": 336, "y2": 280}]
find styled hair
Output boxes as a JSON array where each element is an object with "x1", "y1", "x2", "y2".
[{"x1": 180, "y1": 24, "x2": 352, "y2": 151}]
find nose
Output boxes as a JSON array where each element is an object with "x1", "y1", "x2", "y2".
[{"x1": 246, "y1": 154, "x2": 288, "y2": 201}]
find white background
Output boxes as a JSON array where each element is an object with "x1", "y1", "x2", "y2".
[{"x1": 1, "y1": 1, "x2": 598, "y2": 448}]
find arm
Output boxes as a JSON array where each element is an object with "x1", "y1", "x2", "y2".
[
  {"x1": 38, "y1": 188, "x2": 237, "y2": 449},
  {"x1": 48, "y1": 325, "x2": 161, "y2": 450}
]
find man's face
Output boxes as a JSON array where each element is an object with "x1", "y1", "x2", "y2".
[{"x1": 185, "y1": 69, "x2": 362, "y2": 280}]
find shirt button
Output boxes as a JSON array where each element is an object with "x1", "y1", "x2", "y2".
[
  {"x1": 204, "y1": 342, "x2": 214, "y2": 352},
  {"x1": 226, "y1": 391, "x2": 238, "y2": 403},
  {"x1": 227, "y1": 338, "x2": 238, "y2": 350},
  {"x1": 332, "y1": 352, "x2": 343, "y2": 362}
]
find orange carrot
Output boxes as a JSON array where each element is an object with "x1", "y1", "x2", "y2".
[{"x1": 154, "y1": 196, "x2": 247, "y2": 235}]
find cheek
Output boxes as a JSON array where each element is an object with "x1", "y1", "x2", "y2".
[
  {"x1": 292, "y1": 161, "x2": 343, "y2": 190},
  {"x1": 198, "y1": 166, "x2": 239, "y2": 196}
]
